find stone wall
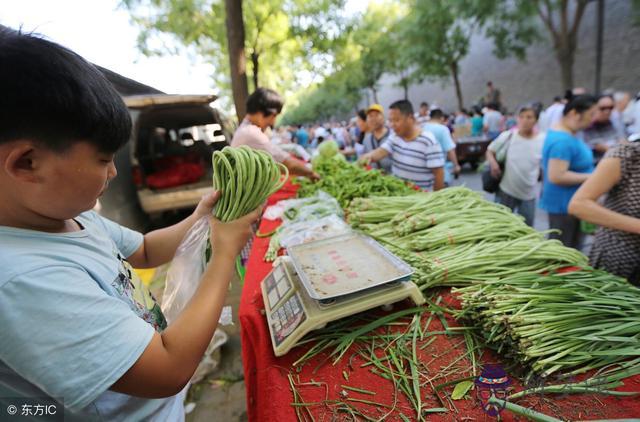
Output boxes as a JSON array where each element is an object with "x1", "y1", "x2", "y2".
[{"x1": 369, "y1": 0, "x2": 640, "y2": 113}]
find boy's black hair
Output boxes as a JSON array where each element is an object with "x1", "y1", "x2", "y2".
[
  {"x1": 389, "y1": 100, "x2": 414, "y2": 117},
  {"x1": 0, "y1": 27, "x2": 132, "y2": 153},
  {"x1": 356, "y1": 109, "x2": 367, "y2": 121},
  {"x1": 419, "y1": 102, "x2": 429, "y2": 108},
  {"x1": 563, "y1": 94, "x2": 598, "y2": 116},
  {"x1": 429, "y1": 108, "x2": 444, "y2": 120},
  {"x1": 246, "y1": 88, "x2": 284, "y2": 117}
]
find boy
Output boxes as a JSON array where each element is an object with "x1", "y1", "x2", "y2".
[{"x1": 0, "y1": 28, "x2": 259, "y2": 420}]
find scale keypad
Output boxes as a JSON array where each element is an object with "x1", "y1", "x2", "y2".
[
  {"x1": 271, "y1": 294, "x2": 306, "y2": 346},
  {"x1": 264, "y1": 265, "x2": 293, "y2": 309}
]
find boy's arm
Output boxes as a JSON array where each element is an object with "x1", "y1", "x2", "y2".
[
  {"x1": 127, "y1": 193, "x2": 218, "y2": 269},
  {"x1": 111, "y1": 206, "x2": 260, "y2": 398}
]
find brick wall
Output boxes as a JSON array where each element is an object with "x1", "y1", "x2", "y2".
[{"x1": 371, "y1": 0, "x2": 640, "y2": 113}]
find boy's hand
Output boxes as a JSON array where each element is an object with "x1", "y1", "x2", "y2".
[
  {"x1": 208, "y1": 207, "x2": 262, "y2": 260},
  {"x1": 193, "y1": 191, "x2": 220, "y2": 220}
]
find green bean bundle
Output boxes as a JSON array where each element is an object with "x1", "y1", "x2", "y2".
[
  {"x1": 212, "y1": 146, "x2": 288, "y2": 221},
  {"x1": 417, "y1": 235, "x2": 588, "y2": 288},
  {"x1": 408, "y1": 214, "x2": 537, "y2": 251},
  {"x1": 455, "y1": 270, "x2": 640, "y2": 377}
]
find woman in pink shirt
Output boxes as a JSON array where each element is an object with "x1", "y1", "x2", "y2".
[{"x1": 231, "y1": 88, "x2": 319, "y2": 180}]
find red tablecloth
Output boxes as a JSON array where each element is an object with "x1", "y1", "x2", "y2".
[{"x1": 239, "y1": 182, "x2": 640, "y2": 421}]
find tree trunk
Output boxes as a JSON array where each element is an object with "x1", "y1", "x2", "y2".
[
  {"x1": 371, "y1": 87, "x2": 379, "y2": 104},
  {"x1": 224, "y1": 0, "x2": 249, "y2": 122},
  {"x1": 250, "y1": 51, "x2": 259, "y2": 90},
  {"x1": 594, "y1": 0, "x2": 604, "y2": 93},
  {"x1": 450, "y1": 62, "x2": 464, "y2": 111},
  {"x1": 555, "y1": 37, "x2": 575, "y2": 91},
  {"x1": 558, "y1": 52, "x2": 574, "y2": 91},
  {"x1": 403, "y1": 81, "x2": 409, "y2": 100}
]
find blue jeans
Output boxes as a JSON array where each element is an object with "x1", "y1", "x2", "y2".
[{"x1": 495, "y1": 188, "x2": 536, "y2": 227}]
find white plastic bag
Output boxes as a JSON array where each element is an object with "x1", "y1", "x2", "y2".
[
  {"x1": 161, "y1": 216, "x2": 233, "y2": 326},
  {"x1": 278, "y1": 215, "x2": 352, "y2": 249},
  {"x1": 161, "y1": 216, "x2": 234, "y2": 384},
  {"x1": 263, "y1": 190, "x2": 343, "y2": 222}
]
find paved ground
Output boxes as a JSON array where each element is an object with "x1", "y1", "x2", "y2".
[
  {"x1": 185, "y1": 273, "x2": 248, "y2": 422},
  {"x1": 181, "y1": 166, "x2": 575, "y2": 421}
]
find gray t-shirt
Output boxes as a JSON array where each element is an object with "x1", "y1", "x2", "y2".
[
  {"x1": 489, "y1": 130, "x2": 544, "y2": 200},
  {"x1": 363, "y1": 128, "x2": 393, "y2": 173}
]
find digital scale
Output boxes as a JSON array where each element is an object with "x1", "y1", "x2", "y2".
[{"x1": 261, "y1": 233, "x2": 426, "y2": 356}]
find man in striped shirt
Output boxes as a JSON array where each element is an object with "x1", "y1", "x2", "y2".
[{"x1": 360, "y1": 100, "x2": 445, "y2": 191}]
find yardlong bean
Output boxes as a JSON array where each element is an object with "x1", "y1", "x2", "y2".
[{"x1": 212, "y1": 146, "x2": 288, "y2": 221}]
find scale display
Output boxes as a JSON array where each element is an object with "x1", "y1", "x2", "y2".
[{"x1": 261, "y1": 236, "x2": 425, "y2": 357}]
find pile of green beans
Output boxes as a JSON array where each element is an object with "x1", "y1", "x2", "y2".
[
  {"x1": 454, "y1": 270, "x2": 640, "y2": 377},
  {"x1": 212, "y1": 146, "x2": 288, "y2": 221},
  {"x1": 297, "y1": 159, "x2": 417, "y2": 208}
]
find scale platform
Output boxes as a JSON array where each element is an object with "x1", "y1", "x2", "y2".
[{"x1": 261, "y1": 233, "x2": 425, "y2": 356}]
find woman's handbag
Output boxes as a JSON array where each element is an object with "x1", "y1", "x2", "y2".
[{"x1": 482, "y1": 132, "x2": 514, "y2": 193}]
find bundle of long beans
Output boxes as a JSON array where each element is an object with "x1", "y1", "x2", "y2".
[
  {"x1": 385, "y1": 234, "x2": 588, "y2": 289},
  {"x1": 408, "y1": 216, "x2": 538, "y2": 251},
  {"x1": 454, "y1": 270, "x2": 640, "y2": 377},
  {"x1": 212, "y1": 146, "x2": 288, "y2": 221}
]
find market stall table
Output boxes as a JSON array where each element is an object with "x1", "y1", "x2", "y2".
[{"x1": 239, "y1": 180, "x2": 640, "y2": 421}]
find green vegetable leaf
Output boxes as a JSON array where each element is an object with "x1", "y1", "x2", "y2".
[{"x1": 451, "y1": 380, "x2": 474, "y2": 400}]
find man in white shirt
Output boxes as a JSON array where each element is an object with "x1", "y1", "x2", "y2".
[{"x1": 360, "y1": 100, "x2": 444, "y2": 191}]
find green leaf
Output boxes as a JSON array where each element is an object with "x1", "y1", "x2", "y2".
[{"x1": 451, "y1": 380, "x2": 474, "y2": 400}]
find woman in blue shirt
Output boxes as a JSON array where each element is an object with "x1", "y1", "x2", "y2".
[{"x1": 540, "y1": 95, "x2": 598, "y2": 248}]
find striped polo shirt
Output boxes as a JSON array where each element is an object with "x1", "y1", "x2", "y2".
[{"x1": 381, "y1": 130, "x2": 445, "y2": 190}]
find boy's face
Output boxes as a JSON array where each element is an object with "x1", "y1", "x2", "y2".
[{"x1": 6, "y1": 141, "x2": 117, "y2": 221}]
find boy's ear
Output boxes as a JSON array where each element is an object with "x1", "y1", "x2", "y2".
[{"x1": 3, "y1": 142, "x2": 41, "y2": 183}]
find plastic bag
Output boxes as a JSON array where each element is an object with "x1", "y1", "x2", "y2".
[
  {"x1": 278, "y1": 215, "x2": 352, "y2": 249},
  {"x1": 282, "y1": 190, "x2": 343, "y2": 222},
  {"x1": 263, "y1": 191, "x2": 346, "y2": 261},
  {"x1": 161, "y1": 216, "x2": 233, "y2": 326},
  {"x1": 161, "y1": 216, "x2": 234, "y2": 384},
  {"x1": 263, "y1": 190, "x2": 342, "y2": 222}
]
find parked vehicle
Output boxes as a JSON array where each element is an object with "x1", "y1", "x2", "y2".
[
  {"x1": 97, "y1": 94, "x2": 231, "y2": 232},
  {"x1": 455, "y1": 135, "x2": 491, "y2": 170}
]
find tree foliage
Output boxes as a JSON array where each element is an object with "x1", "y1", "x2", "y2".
[
  {"x1": 280, "y1": 0, "x2": 406, "y2": 124},
  {"x1": 121, "y1": 0, "x2": 347, "y2": 116}
]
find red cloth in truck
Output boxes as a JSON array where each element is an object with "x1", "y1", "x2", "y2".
[{"x1": 145, "y1": 155, "x2": 205, "y2": 189}]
